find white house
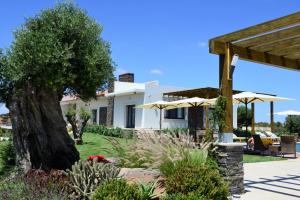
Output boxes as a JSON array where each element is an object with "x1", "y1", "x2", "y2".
[{"x1": 60, "y1": 73, "x2": 238, "y2": 130}]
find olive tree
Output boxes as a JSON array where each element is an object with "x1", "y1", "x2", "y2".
[
  {"x1": 65, "y1": 106, "x2": 91, "y2": 144},
  {"x1": 0, "y1": 3, "x2": 114, "y2": 171}
]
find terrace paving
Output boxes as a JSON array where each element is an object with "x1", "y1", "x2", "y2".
[{"x1": 239, "y1": 156, "x2": 300, "y2": 200}]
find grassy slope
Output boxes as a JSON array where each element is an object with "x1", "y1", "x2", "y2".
[
  {"x1": 76, "y1": 132, "x2": 131, "y2": 159},
  {"x1": 243, "y1": 154, "x2": 286, "y2": 163}
]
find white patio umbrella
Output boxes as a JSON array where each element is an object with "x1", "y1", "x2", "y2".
[
  {"x1": 166, "y1": 97, "x2": 214, "y2": 108},
  {"x1": 136, "y1": 101, "x2": 175, "y2": 130},
  {"x1": 274, "y1": 110, "x2": 300, "y2": 116},
  {"x1": 232, "y1": 92, "x2": 293, "y2": 147},
  {"x1": 166, "y1": 97, "x2": 215, "y2": 141}
]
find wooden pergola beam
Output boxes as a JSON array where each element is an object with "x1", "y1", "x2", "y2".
[
  {"x1": 211, "y1": 41, "x2": 300, "y2": 70},
  {"x1": 251, "y1": 35, "x2": 300, "y2": 52},
  {"x1": 268, "y1": 44, "x2": 300, "y2": 56},
  {"x1": 211, "y1": 12, "x2": 300, "y2": 43},
  {"x1": 234, "y1": 26, "x2": 300, "y2": 48}
]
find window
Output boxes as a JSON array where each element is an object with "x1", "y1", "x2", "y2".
[
  {"x1": 91, "y1": 109, "x2": 97, "y2": 124},
  {"x1": 126, "y1": 105, "x2": 135, "y2": 128},
  {"x1": 165, "y1": 108, "x2": 185, "y2": 119},
  {"x1": 99, "y1": 107, "x2": 107, "y2": 125}
]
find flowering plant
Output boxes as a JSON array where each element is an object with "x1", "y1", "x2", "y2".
[{"x1": 87, "y1": 155, "x2": 109, "y2": 163}]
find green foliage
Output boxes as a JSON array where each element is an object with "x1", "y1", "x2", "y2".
[
  {"x1": 65, "y1": 106, "x2": 77, "y2": 119},
  {"x1": 212, "y1": 96, "x2": 227, "y2": 133},
  {"x1": 0, "y1": 169, "x2": 68, "y2": 200},
  {"x1": 274, "y1": 121, "x2": 287, "y2": 136},
  {"x1": 84, "y1": 124, "x2": 133, "y2": 138},
  {"x1": 237, "y1": 106, "x2": 252, "y2": 128},
  {"x1": 65, "y1": 160, "x2": 120, "y2": 199},
  {"x1": 285, "y1": 116, "x2": 300, "y2": 136},
  {"x1": 163, "y1": 192, "x2": 206, "y2": 200},
  {"x1": 0, "y1": 2, "x2": 114, "y2": 102},
  {"x1": 0, "y1": 141, "x2": 15, "y2": 175},
  {"x1": 138, "y1": 180, "x2": 159, "y2": 200},
  {"x1": 92, "y1": 179, "x2": 146, "y2": 200},
  {"x1": 0, "y1": 127, "x2": 12, "y2": 138},
  {"x1": 161, "y1": 152, "x2": 229, "y2": 200},
  {"x1": 79, "y1": 107, "x2": 91, "y2": 122},
  {"x1": 233, "y1": 128, "x2": 251, "y2": 138}
]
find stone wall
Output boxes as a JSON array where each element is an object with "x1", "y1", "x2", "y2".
[{"x1": 215, "y1": 143, "x2": 244, "y2": 195}]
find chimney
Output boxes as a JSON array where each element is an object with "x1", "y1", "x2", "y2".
[{"x1": 119, "y1": 73, "x2": 134, "y2": 83}]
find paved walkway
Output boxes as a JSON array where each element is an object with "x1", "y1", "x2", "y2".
[{"x1": 239, "y1": 158, "x2": 300, "y2": 200}]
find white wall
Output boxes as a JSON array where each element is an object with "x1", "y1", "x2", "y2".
[
  {"x1": 142, "y1": 83, "x2": 188, "y2": 129},
  {"x1": 60, "y1": 97, "x2": 108, "y2": 125},
  {"x1": 113, "y1": 93, "x2": 144, "y2": 128}
]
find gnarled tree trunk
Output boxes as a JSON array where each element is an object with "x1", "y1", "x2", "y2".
[{"x1": 7, "y1": 83, "x2": 79, "y2": 171}]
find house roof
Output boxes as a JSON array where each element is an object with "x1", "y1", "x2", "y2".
[
  {"x1": 106, "y1": 88, "x2": 144, "y2": 97},
  {"x1": 209, "y1": 12, "x2": 300, "y2": 71}
]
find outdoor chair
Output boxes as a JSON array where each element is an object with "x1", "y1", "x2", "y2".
[
  {"x1": 253, "y1": 134, "x2": 269, "y2": 155},
  {"x1": 280, "y1": 135, "x2": 296, "y2": 158}
]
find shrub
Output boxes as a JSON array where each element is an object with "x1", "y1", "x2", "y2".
[
  {"x1": 108, "y1": 130, "x2": 206, "y2": 168},
  {"x1": 0, "y1": 168, "x2": 68, "y2": 200},
  {"x1": 92, "y1": 179, "x2": 145, "y2": 200},
  {"x1": 0, "y1": 141, "x2": 15, "y2": 175},
  {"x1": 138, "y1": 180, "x2": 159, "y2": 200},
  {"x1": 84, "y1": 124, "x2": 133, "y2": 138},
  {"x1": 65, "y1": 160, "x2": 120, "y2": 199},
  {"x1": 162, "y1": 153, "x2": 229, "y2": 200},
  {"x1": 0, "y1": 128, "x2": 12, "y2": 138}
]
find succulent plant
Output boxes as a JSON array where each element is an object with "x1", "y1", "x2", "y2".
[{"x1": 65, "y1": 160, "x2": 120, "y2": 199}]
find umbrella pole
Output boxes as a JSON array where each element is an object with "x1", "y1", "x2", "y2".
[
  {"x1": 245, "y1": 103, "x2": 249, "y2": 150},
  {"x1": 159, "y1": 108, "x2": 162, "y2": 131}
]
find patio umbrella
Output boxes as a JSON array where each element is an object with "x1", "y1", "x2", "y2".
[
  {"x1": 136, "y1": 101, "x2": 175, "y2": 130},
  {"x1": 232, "y1": 92, "x2": 292, "y2": 147},
  {"x1": 274, "y1": 110, "x2": 300, "y2": 116},
  {"x1": 166, "y1": 97, "x2": 214, "y2": 108},
  {"x1": 166, "y1": 97, "x2": 215, "y2": 141}
]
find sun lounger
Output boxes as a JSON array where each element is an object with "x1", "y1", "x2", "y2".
[{"x1": 253, "y1": 134, "x2": 269, "y2": 154}]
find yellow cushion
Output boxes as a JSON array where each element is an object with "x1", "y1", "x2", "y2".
[{"x1": 261, "y1": 138, "x2": 273, "y2": 146}]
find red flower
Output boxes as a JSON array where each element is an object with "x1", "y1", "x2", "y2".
[{"x1": 87, "y1": 155, "x2": 109, "y2": 163}]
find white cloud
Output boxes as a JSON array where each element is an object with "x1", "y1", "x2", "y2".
[
  {"x1": 149, "y1": 69, "x2": 163, "y2": 75},
  {"x1": 197, "y1": 41, "x2": 207, "y2": 48},
  {"x1": 116, "y1": 68, "x2": 128, "y2": 75}
]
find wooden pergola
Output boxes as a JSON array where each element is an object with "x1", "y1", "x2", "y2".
[{"x1": 209, "y1": 12, "x2": 300, "y2": 135}]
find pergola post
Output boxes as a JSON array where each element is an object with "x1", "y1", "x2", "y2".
[
  {"x1": 219, "y1": 43, "x2": 233, "y2": 142},
  {"x1": 251, "y1": 103, "x2": 255, "y2": 134},
  {"x1": 205, "y1": 105, "x2": 209, "y2": 132},
  {"x1": 270, "y1": 101, "x2": 274, "y2": 132}
]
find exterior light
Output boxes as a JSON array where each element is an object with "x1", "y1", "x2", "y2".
[
  {"x1": 231, "y1": 54, "x2": 239, "y2": 66},
  {"x1": 229, "y1": 54, "x2": 239, "y2": 79}
]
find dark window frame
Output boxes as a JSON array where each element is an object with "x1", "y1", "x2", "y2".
[
  {"x1": 164, "y1": 108, "x2": 185, "y2": 119},
  {"x1": 91, "y1": 109, "x2": 97, "y2": 124}
]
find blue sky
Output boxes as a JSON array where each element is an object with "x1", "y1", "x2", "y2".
[{"x1": 1, "y1": 0, "x2": 300, "y2": 122}]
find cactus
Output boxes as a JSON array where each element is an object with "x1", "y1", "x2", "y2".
[{"x1": 65, "y1": 160, "x2": 120, "y2": 199}]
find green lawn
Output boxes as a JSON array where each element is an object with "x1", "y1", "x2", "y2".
[
  {"x1": 76, "y1": 132, "x2": 131, "y2": 159},
  {"x1": 243, "y1": 154, "x2": 286, "y2": 163}
]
